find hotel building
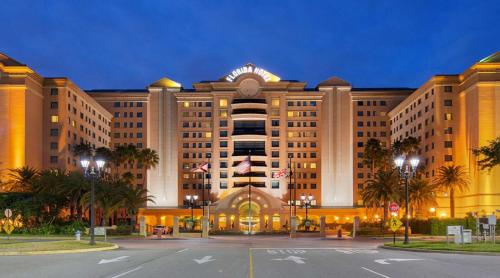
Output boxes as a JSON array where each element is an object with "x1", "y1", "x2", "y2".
[{"x1": 1, "y1": 52, "x2": 499, "y2": 231}]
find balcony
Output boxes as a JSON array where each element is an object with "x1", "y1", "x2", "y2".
[
  {"x1": 234, "y1": 182, "x2": 266, "y2": 188},
  {"x1": 233, "y1": 171, "x2": 267, "y2": 178},
  {"x1": 232, "y1": 150, "x2": 266, "y2": 156},
  {"x1": 232, "y1": 108, "x2": 267, "y2": 115},
  {"x1": 233, "y1": 129, "x2": 266, "y2": 136},
  {"x1": 232, "y1": 161, "x2": 266, "y2": 167}
]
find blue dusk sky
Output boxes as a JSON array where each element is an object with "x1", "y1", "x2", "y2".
[{"x1": 2, "y1": 0, "x2": 499, "y2": 89}]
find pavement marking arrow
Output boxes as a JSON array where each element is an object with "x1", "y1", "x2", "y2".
[
  {"x1": 194, "y1": 256, "x2": 216, "y2": 264},
  {"x1": 98, "y1": 256, "x2": 130, "y2": 265},
  {"x1": 374, "y1": 258, "x2": 424, "y2": 265},
  {"x1": 272, "y1": 256, "x2": 306, "y2": 264}
]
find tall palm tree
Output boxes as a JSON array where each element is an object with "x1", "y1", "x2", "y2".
[
  {"x1": 123, "y1": 187, "x2": 155, "y2": 228},
  {"x1": 5, "y1": 166, "x2": 39, "y2": 192},
  {"x1": 137, "y1": 148, "x2": 159, "y2": 185},
  {"x1": 363, "y1": 138, "x2": 389, "y2": 174},
  {"x1": 408, "y1": 178, "x2": 438, "y2": 217},
  {"x1": 361, "y1": 169, "x2": 401, "y2": 228},
  {"x1": 72, "y1": 143, "x2": 93, "y2": 158},
  {"x1": 392, "y1": 137, "x2": 420, "y2": 157},
  {"x1": 81, "y1": 178, "x2": 127, "y2": 226},
  {"x1": 433, "y1": 165, "x2": 470, "y2": 218}
]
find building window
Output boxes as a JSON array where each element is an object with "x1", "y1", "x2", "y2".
[
  {"x1": 271, "y1": 151, "x2": 279, "y2": 158},
  {"x1": 220, "y1": 120, "x2": 228, "y2": 127},
  {"x1": 271, "y1": 161, "x2": 279, "y2": 168},
  {"x1": 50, "y1": 156, "x2": 58, "y2": 163},
  {"x1": 220, "y1": 131, "x2": 227, "y2": 137},
  {"x1": 272, "y1": 120, "x2": 280, "y2": 126},
  {"x1": 137, "y1": 112, "x2": 143, "y2": 118},
  {"x1": 50, "y1": 102, "x2": 58, "y2": 109},
  {"x1": 444, "y1": 141, "x2": 453, "y2": 148},
  {"x1": 50, "y1": 128, "x2": 59, "y2": 136},
  {"x1": 220, "y1": 182, "x2": 227, "y2": 189},
  {"x1": 444, "y1": 113, "x2": 452, "y2": 120},
  {"x1": 220, "y1": 151, "x2": 228, "y2": 158},
  {"x1": 311, "y1": 183, "x2": 317, "y2": 189},
  {"x1": 444, "y1": 86, "x2": 452, "y2": 92},
  {"x1": 272, "y1": 98, "x2": 280, "y2": 107},
  {"x1": 50, "y1": 88, "x2": 58, "y2": 96},
  {"x1": 219, "y1": 98, "x2": 228, "y2": 108},
  {"x1": 272, "y1": 141, "x2": 279, "y2": 148},
  {"x1": 50, "y1": 142, "x2": 58, "y2": 150},
  {"x1": 444, "y1": 155, "x2": 453, "y2": 161},
  {"x1": 271, "y1": 130, "x2": 279, "y2": 137},
  {"x1": 137, "y1": 133, "x2": 143, "y2": 138},
  {"x1": 113, "y1": 102, "x2": 120, "y2": 107},
  {"x1": 444, "y1": 100, "x2": 452, "y2": 106},
  {"x1": 50, "y1": 115, "x2": 59, "y2": 123},
  {"x1": 220, "y1": 141, "x2": 228, "y2": 148},
  {"x1": 220, "y1": 161, "x2": 227, "y2": 168},
  {"x1": 444, "y1": 127, "x2": 453, "y2": 134},
  {"x1": 220, "y1": 172, "x2": 227, "y2": 178},
  {"x1": 271, "y1": 181, "x2": 279, "y2": 189}
]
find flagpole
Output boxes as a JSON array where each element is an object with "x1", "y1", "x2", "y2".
[
  {"x1": 202, "y1": 169, "x2": 205, "y2": 217},
  {"x1": 288, "y1": 156, "x2": 292, "y2": 232},
  {"x1": 293, "y1": 164, "x2": 297, "y2": 216},
  {"x1": 207, "y1": 158, "x2": 211, "y2": 225},
  {"x1": 248, "y1": 150, "x2": 251, "y2": 235}
]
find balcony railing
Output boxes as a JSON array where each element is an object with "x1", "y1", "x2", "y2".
[
  {"x1": 233, "y1": 182, "x2": 266, "y2": 188},
  {"x1": 233, "y1": 150, "x2": 266, "y2": 156},
  {"x1": 232, "y1": 108, "x2": 267, "y2": 115},
  {"x1": 232, "y1": 161, "x2": 266, "y2": 167},
  {"x1": 233, "y1": 171, "x2": 267, "y2": 178},
  {"x1": 232, "y1": 99, "x2": 266, "y2": 104},
  {"x1": 232, "y1": 129, "x2": 266, "y2": 136}
]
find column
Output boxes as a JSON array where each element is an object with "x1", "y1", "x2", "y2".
[
  {"x1": 173, "y1": 216, "x2": 179, "y2": 237},
  {"x1": 319, "y1": 216, "x2": 326, "y2": 237}
]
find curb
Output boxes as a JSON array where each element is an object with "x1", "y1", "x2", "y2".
[
  {"x1": 380, "y1": 245, "x2": 500, "y2": 256},
  {"x1": 0, "y1": 243, "x2": 119, "y2": 256}
]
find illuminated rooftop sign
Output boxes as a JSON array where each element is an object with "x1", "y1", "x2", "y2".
[{"x1": 225, "y1": 65, "x2": 280, "y2": 82}]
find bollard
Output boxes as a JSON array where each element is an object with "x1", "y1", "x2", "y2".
[{"x1": 75, "y1": 230, "x2": 81, "y2": 241}]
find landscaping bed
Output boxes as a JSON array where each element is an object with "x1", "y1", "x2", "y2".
[
  {"x1": 384, "y1": 241, "x2": 500, "y2": 253},
  {"x1": 0, "y1": 240, "x2": 116, "y2": 253}
]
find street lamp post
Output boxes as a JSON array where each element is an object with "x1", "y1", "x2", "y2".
[
  {"x1": 80, "y1": 157, "x2": 105, "y2": 246},
  {"x1": 186, "y1": 195, "x2": 198, "y2": 230},
  {"x1": 394, "y1": 156, "x2": 419, "y2": 245},
  {"x1": 300, "y1": 194, "x2": 314, "y2": 231}
]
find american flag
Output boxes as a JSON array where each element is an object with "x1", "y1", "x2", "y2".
[
  {"x1": 191, "y1": 162, "x2": 209, "y2": 173},
  {"x1": 235, "y1": 156, "x2": 251, "y2": 174},
  {"x1": 273, "y1": 168, "x2": 289, "y2": 179}
]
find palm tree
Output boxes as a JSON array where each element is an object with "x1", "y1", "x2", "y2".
[
  {"x1": 361, "y1": 169, "x2": 401, "y2": 229},
  {"x1": 72, "y1": 143, "x2": 93, "y2": 158},
  {"x1": 137, "y1": 148, "x2": 159, "y2": 185},
  {"x1": 408, "y1": 178, "x2": 438, "y2": 217},
  {"x1": 363, "y1": 138, "x2": 389, "y2": 174},
  {"x1": 81, "y1": 178, "x2": 127, "y2": 226},
  {"x1": 123, "y1": 187, "x2": 155, "y2": 228},
  {"x1": 5, "y1": 166, "x2": 39, "y2": 192},
  {"x1": 392, "y1": 137, "x2": 420, "y2": 157},
  {"x1": 433, "y1": 165, "x2": 470, "y2": 218},
  {"x1": 473, "y1": 137, "x2": 500, "y2": 171}
]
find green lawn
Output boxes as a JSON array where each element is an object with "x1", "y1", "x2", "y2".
[
  {"x1": 0, "y1": 240, "x2": 115, "y2": 252},
  {"x1": 385, "y1": 241, "x2": 500, "y2": 252}
]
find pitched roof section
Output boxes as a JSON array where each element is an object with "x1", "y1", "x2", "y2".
[
  {"x1": 0, "y1": 53, "x2": 26, "y2": 66},
  {"x1": 479, "y1": 52, "x2": 500, "y2": 63},
  {"x1": 317, "y1": 76, "x2": 351, "y2": 87},
  {"x1": 149, "y1": 77, "x2": 181, "y2": 88}
]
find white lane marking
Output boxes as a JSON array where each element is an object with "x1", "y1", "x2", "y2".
[
  {"x1": 194, "y1": 256, "x2": 216, "y2": 264},
  {"x1": 177, "y1": 248, "x2": 189, "y2": 253},
  {"x1": 361, "y1": 267, "x2": 391, "y2": 278},
  {"x1": 335, "y1": 249, "x2": 378, "y2": 254},
  {"x1": 272, "y1": 256, "x2": 306, "y2": 264},
  {"x1": 110, "y1": 266, "x2": 143, "y2": 278},
  {"x1": 98, "y1": 256, "x2": 130, "y2": 264},
  {"x1": 374, "y1": 258, "x2": 424, "y2": 265},
  {"x1": 267, "y1": 249, "x2": 306, "y2": 255}
]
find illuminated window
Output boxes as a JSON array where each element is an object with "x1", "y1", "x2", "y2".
[
  {"x1": 287, "y1": 111, "x2": 293, "y2": 117},
  {"x1": 220, "y1": 110, "x2": 228, "y2": 117},
  {"x1": 444, "y1": 113, "x2": 452, "y2": 120},
  {"x1": 271, "y1": 109, "x2": 280, "y2": 116},
  {"x1": 272, "y1": 98, "x2": 280, "y2": 107},
  {"x1": 311, "y1": 163, "x2": 317, "y2": 169},
  {"x1": 183, "y1": 102, "x2": 190, "y2": 108},
  {"x1": 51, "y1": 115, "x2": 59, "y2": 123},
  {"x1": 288, "y1": 132, "x2": 294, "y2": 138},
  {"x1": 205, "y1": 132, "x2": 212, "y2": 138},
  {"x1": 219, "y1": 98, "x2": 228, "y2": 108},
  {"x1": 183, "y1": 174, "x2": 190, "y2": 179}
]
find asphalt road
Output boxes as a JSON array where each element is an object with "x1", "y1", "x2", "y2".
[{"x1": 1, "y1": 236, "x2": 499, "y2": 278}]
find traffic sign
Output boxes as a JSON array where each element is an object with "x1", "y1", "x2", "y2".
[
  {"x1": 389, "y1": 203, "x2": 399, "y2": 213},
  {"x1": 4, "y1": 208, "x2": 12, "y2": 218},
  {"x1": 3, "y1": 219, "x2": 14, "y2": 234},
  {"x1": 389, "y1": 216, "x2": 403, "y2": 232}
]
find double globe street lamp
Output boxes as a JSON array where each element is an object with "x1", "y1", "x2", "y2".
[
  {"x1": 185, "y1": 195, "x2": 198, "y2": 230},
  {"x1": 300, "y1": 194, "x2": 314, "y2": 230},
  {"x1": 80, "y1": 157, "x2": 106, "y2": 245},
  {"x1": 394, "y1": 156, "x2": 419, "y2": 245}
]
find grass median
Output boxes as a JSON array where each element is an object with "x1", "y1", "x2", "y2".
[
  {"x1": 0, "y1": 239, "x2": 116, "y2": 253},
  {"x1": 385, "y1": 241, "x2": 500, "y2": 253}
]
